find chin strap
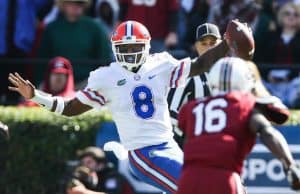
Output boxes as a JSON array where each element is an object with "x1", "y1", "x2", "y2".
[
  {"x1": 122, "y1": 65, "x2": 141, "y2": 73},
  {"x1": 131, "y1": 65, "x2": 141, "y2": 73}
]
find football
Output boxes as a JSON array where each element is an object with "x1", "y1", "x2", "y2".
[{"x1": 226, "y1": 20, "x2": 255, "y2": 60}]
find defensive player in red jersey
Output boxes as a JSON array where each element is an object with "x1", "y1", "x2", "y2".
[{"x1": 177, "y1": 57, "x2": 300, "y2": 194}]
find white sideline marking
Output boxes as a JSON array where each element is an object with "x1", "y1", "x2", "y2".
[
  {"x1": 252, "y1": 144, "x2": 300, "y2": 153},
  {"x1": 247, "y1": 186, "x2": 299, "y2": 194}
]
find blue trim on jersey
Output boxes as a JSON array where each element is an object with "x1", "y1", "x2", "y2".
[{"x1": 131, "y1": 85, "x2": 155, "y2": 119}]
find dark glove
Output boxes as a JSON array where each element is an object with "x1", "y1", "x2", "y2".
[
  {"x1": 255, "y1": 96, "x2": 290, "y2": 125},
  {"x1": 287, "y1": 164, "x2": 300, "y2": 191}
]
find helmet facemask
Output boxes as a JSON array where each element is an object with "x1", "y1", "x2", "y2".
[
  {"x1": 112, "y1": 42, "x2": 150, "y2": 72},
  {"x1": 111, "y1": 20, "x2": 151, "y2": 71}
]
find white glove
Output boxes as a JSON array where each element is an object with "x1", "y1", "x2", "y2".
[{"x1": 287, "y1": 164, "x2": 300, "y2": 192}]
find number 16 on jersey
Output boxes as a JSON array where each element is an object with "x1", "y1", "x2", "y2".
[{"x1": 193, "y1": 98, "x2": 228, "y2": 136}]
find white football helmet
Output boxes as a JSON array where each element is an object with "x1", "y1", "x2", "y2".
[{"x1": 208, "y1": 57, "x2": 255, "y2": 96}]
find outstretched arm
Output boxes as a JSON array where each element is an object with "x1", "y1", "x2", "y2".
[
  {"x1": 249, "y1": 109, "x2": 300, "y2": 190},
  {"x1": 189, "y1": 40, "x2": 229, "y2": 77},
  {"x1": 62, "y1": 98, "x2": 92, "y2": 116},
  {"x1": 8, "y1": 73, "x2": 92, "y2": 116},
  {"x1": 249, "y1": 109, "x2": 294, "y2": 169}
]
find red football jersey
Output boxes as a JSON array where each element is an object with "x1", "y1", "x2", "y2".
[
  {"x1": 120, "y1": 0, "x2": 179, "y2": 39},
  {"x1": 178, "y1": 91, "x2": 257, "y2": 174}
]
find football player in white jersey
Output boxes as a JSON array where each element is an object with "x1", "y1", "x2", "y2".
[{"x1": 9, "y1": 20, "x2": 235, "y2": 193}]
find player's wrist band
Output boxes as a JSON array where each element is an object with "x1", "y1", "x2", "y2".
[{"x1": 31, "y1": 89, "x2": 65, "y2": 114}]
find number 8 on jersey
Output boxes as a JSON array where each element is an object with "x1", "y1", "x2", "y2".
[{"x1": 131, "y1": 85, "x2": 155, "y2": 119}]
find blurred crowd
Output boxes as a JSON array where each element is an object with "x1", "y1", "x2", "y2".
[{"x1": 1, "y1": 0, "x2": 300, "y2": 107}]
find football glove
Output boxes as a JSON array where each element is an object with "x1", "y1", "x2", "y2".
[
  {"x1": 286, "y1": 164, "x2": 300, "y2": 191},
  {"x1": 255, "y1": 96, "x2": 290, "y2": 125}
]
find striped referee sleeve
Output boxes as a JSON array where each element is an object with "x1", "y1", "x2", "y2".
[{"x1": 167, "y1": 73, "x2": 211, "y2": 126}]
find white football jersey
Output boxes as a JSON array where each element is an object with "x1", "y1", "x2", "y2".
[{"x1": 76, "y1": 52, "x2": 191, "y2": 150}]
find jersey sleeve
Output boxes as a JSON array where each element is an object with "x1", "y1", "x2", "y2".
[
  {"x1": 75, "y1": 69, "x2": 107, "y2": 110},
  {"x1": 168, "y1": 56, "x2": 191, "y2": 88}
]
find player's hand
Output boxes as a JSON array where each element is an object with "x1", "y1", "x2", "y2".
[
  {"x1": 8, "y1": 72, "x2": 35, "y2": 99},
  {"x1": 67, "y1": 184, "x2": 86, "y2": 194},
  {"x1": 240, "y1": 21, "x2": 252, "y2": 33},
  {"x1": 286, "y1": 163, "x2": 300, "y2": 191}
]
